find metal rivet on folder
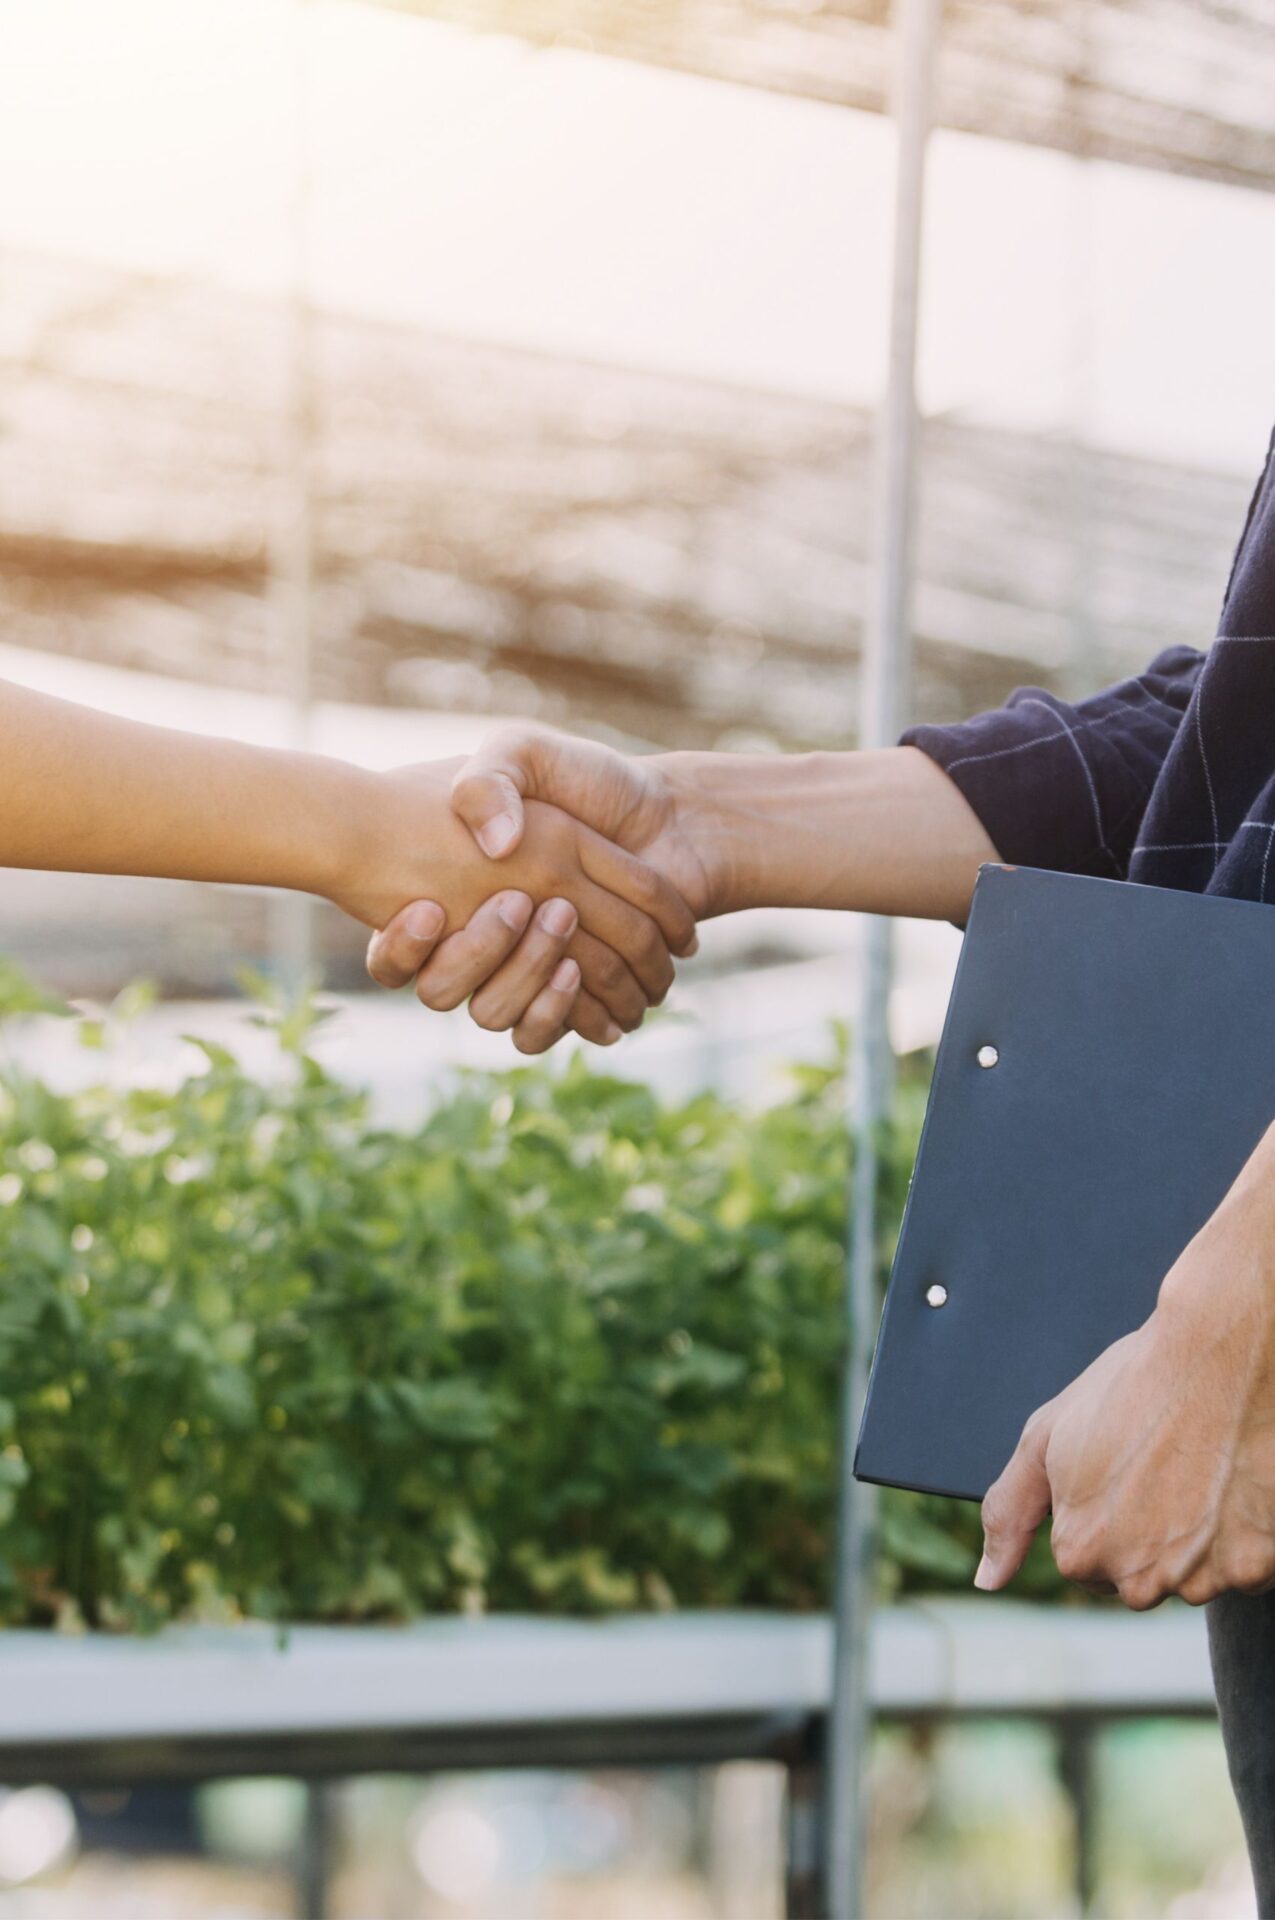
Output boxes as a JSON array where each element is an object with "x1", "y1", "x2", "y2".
[
  {"x1": 976, "y1": 1044, "x2": 999, "y2": 1069},
  {"x1": 925, "y1": 1283, "x2": 948, "y2": 1309}
]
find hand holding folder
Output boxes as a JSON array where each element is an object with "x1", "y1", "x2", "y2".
[{"x1": 855, "y1": 864, "x2": 1275, "y2": 1506}]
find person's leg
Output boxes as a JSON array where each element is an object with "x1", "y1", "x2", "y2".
[{"x1": 1208, "y1": 1589, "x2": 1275, "y2": 1913}]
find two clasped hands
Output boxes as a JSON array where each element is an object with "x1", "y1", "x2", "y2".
[
  {"x1": 360, "y1": 730, "x2": 716, "y2": 1055},
  {"x1": 356, "y1": 726, "x2": 993, "y2": 1051}
]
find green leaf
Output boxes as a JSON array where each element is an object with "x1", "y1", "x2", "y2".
[
  {"x1": 0, "y1": 959, "x2": 69, "y2": 1018},
  {"x1": 394, "y1": 1379, "x2": 503, "y2": 1442},
  {"x1": 109, "y1": 979, "x2": 159, "y2": 1026},
  {"x1": 179, "y1": 1035, "x2": 239, "y2": 1073},
  {"x1": 650, "y1": 1343, "x2": 749, "y2": 1399},
  {"x1": 879, "y1": 1495, "x2": 979, "y2": 1581}
]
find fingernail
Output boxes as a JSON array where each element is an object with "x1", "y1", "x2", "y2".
[
  {"x1": 603, "y1": 1021, "x2": 623, "y2": 1045},
  {"x1": 686, "y1": 932, "x2": 700, "y2": 956},
  {"x1": 551, "y1": 958, "x2": 580, "y2": 993},
  {"x1": 497, "y1": 892, "x2": 533, "y2": 933},
  {"x1": 539, "y1": 898, "x2": 577, "y2": 938},
  {"x1": 479, "y1": 813, "x2": 519, "y2": 858},
  {"x1": 973, "y1": 1552, "x2": 996, "y2": 1591},
  {"x1": 405, "y1": 902, "x2": 445, "y2": 941}
]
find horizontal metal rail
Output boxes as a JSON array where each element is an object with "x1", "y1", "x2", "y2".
[{"x1": 0, "y1": 1601, "x2": 1214, "y2": 1786}]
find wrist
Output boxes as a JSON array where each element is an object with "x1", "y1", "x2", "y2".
[
  {"x1": 316, "y1": 759, "x2": 450, "y2": 929},
  {"x1": 655, "y1": 748, "x2": 910, "y2": 917},
  {"x1": 652, "y1": 750, "x2": 767, "y2": 917},
  {"x1": 655, "y1": 745, "x2": 998, "y2": 922}
]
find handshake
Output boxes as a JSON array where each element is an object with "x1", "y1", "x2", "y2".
[
  {"x1": 350, "y1": 728, "x2": 721, "y2": 1056},
  {"x1": 325, "y1": 723, "x2": 987, "y2": 1051},
  {"x1": 0, "y1": 673, "x2": 989, "y2": 1040}
]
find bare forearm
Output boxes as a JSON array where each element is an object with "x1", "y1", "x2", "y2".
[
  {"x1": 659, "y1": 745, "x2": 1000, "y2": 921},
  {"x1": 0, "y1": 679, "x2": 373, "y2": 902}
]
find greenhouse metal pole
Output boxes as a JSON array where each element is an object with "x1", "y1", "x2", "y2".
[
  {"x1": 272, "y1": 0, "x2": 318, "y2": 992},
  {"x1": 824, "y1": 2, "x2": 939, "y2": 1915}
]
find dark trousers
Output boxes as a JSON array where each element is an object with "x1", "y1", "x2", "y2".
[{"x1": 1209, "y1": 1590, "x2": 1275, "y2": 1915}]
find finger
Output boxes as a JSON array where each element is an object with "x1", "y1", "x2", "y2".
[
  {"x1": 451, "y1": 769, "x2": 526, "y2": 859},
  {"x1": 510, "y1": 958, "x2": 582, "y2": 1055},
  {"x1": 578, "y1": 826, "x2": 698, "y2": 960},
  {"x1": 1117, "y1": 1574, "x2": 1170, "y2": 1613},
  {"x1": 572, "y1": 877, "x2": 671, "y2": 1005},
  {"x1": 451, "y1": 724, "x2": 616, "y2": 861},
  {"x1": 975, "y1": 1411, "x2": 1054, "y2": 1591},
  {"x1": 366, "y1": 901, "x2": 447, "y2": 989},
  {"x1": 413, "y1": 892, "x2": 534, "y2": 1012},
  {"x1": 451, "y1": 725, "x2": 560, "y2": 859},
  {"x1": 567, "y1": 989, "x2": 623, "y2": 1049},
  {"x1": 1175, "y1": 1569, "x2": 1219, "y2": 1608},
  {"x1": 569, "y1": 928, "x2": 650, "y2": 1032},
  {"x1": 468, "y1": 899, "x2": 581, "y2": 1032}
]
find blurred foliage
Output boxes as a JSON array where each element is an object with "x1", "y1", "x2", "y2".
[{"x1": 0, "y1": 970, "x2": 1066, "y2": 1632}]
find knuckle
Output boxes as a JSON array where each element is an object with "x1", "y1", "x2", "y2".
[
  {"x1": 485, "y1": 721, "x2": 539, "y2": 758},
  {"x1": 633, "y1": 923, "x2": 666, "y2": 976},
  {"x1": 626, "y1": 861, "x2": 660, "y2": 908},
  {"x1": 1049, "y1": 1520, "x2": 1093, "y2": 1583},
  {"x1": 570, "y1": 1002, "x2": 610, "y2": 1046},
  {"x1": 1118, "y1": 1574, "x2": 1164, "y2": 1613},
  {"x1": 449, "y1": 761, "x2": 485, "y2": 801},
  {"x1": 1224, "y1": 1541, "x2": 1275, "y2": 1594},
  {"x1": 467, "y1": 994, "x2": 510, "y2": 1033},
  {"x1": 979, "y1": 1487, "x2": 1010, "y2": 1539},
  {"x1": 458, "y1": 724, "x2": 524, "y2": 777},
  {"x1": 513, "y1": 1021, "x2": 555, "y2": 1056},
  {"x1": 593, "y1": 949, "x2": 628, "y2": 992},
  {"x1": 1052, "y1": 1538, "x2": 1086, "y2": 1584},
  {"x1": 415, "y1": 974, "x2": 463, "y2": 1014}
]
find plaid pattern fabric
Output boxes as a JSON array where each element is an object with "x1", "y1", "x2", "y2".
[{"x1": 903, "y1": 428, "x2": 1275, "y2": 904}]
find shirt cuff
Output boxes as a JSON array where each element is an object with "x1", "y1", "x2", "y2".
[{"x1": 902, "y1": 647, "x2": 1204, "y2": 887}]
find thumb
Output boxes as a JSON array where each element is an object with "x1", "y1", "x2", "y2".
[
  {"x1": 451, "y1": 724, "x2": 629, "y2": 857},
  {"x1": 451, "y1": 763, "x2": 527, "y2": 859},
  {"x1": 975, "y1": 1406, "x2": 1054, "y2": 1591},
  {"x1": 366, "y1": 900, "x2": 448, "y2": 988}
]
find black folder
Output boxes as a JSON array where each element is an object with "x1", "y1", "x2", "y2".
[{"x1": 853, "y1": 863, "x2": 1275, "y2": 1502}]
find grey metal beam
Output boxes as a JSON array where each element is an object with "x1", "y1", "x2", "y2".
[
  {"x1": 271, "y1": 0, "x2": 319, "y2": 992},
  {"x1": 826, "y1": 1, "x2": 940, "y2": 1914}
]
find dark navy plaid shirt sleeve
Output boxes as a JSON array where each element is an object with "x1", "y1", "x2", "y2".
[{"x1": 900, "y1": 646, "x2": 1206, "y2": 881}]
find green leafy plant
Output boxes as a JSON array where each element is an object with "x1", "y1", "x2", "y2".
[{"x1": 0, "y1": 974, "x2": 1066, "y2": 1631}]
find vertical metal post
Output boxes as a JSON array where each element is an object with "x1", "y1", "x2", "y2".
[
  {"x1": 272, "y1": 0, "x2": 318, "y2": 991},
  {"x1": 1057, "y1": 1718, "x2": 1099, "y2": 1913},
  {"x1": 1063, "y1": 0, "x2": 1101, "y2": 704},
  {"x1": 824, "y1": 2, "x2": 940, "y2": 1916},
  {"x1": 296, "y1": 1779, "x2": 337, "y2": 1919},
  {"x1": 785, "y1": 1756, "x2": 826, "y2": 1920}
]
